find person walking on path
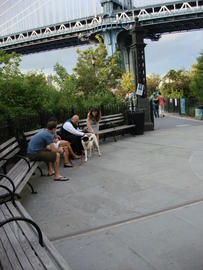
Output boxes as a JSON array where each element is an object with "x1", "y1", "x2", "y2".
[
  {"x1": 152, "y1": 94, "x2": 159, "y2": 118},
  {"x1": 159, "y1": 95, "x2": 166, "y2": 117}
]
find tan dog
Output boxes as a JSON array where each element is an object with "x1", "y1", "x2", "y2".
[{"x1": 81, "y1": 133, "x2": 101, "y2": 162}]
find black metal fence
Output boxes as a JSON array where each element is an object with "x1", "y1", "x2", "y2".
[
  {"x1": 0, "y1": 103, "x2": 127, "y2": 144},
  {"x1": 165, "y1": 98, "x2": 200, "y2": 117}
]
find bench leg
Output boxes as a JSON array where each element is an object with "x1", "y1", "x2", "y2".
[
  {"x1": 37, "y1": 166, "x2": 44, "y2": 176},
  {"x1": 113, "y1": 132, "x2": 117, "y2": 142},
  {"x1": 27, "y1": 182, "x2": 37, "y2": 194}
]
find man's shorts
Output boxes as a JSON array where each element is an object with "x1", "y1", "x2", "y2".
[{"x1": 28, "y1": 150, "x2": 56, "y2": 163}]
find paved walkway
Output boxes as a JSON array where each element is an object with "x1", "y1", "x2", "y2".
[{"x1": 21, "y1": 115, "x2": 203, "y2": 270}]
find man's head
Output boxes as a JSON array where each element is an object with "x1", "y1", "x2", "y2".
[
  {"x1": 71, "y1": 115, "x2": 79, "y2": 125},
  {"x1": 47, "y1": 121, "x2": 57, "y2": 134}
]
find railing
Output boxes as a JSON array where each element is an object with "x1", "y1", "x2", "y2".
[
  {"x1": 165, "y1": 98, "x2": 200, "y2": 117},
  {"x1": 0, "y1": 104, "x2": 127, "y2": 144}
]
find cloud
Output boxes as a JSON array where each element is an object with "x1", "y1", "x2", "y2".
[{"x1": 145, "y1": 30, "x2": 203, "y2": 76}]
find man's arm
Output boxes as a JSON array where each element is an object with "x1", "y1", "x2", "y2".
[{"x1": 63, "y1": 122, "x2": 84, "y2": 136}]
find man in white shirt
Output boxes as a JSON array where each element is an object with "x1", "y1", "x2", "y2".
[{"x1": 60, "y1": 115, "x2": 87, "y2": 155}]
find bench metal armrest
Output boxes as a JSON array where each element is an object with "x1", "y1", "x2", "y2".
[
  {"x1": 0, "y1": 185, "x2": 15, "y2": 205},
  {"x1": 16, "y1": 155, "x2": 31, "y2": 171},
  {"x1": 0, "y1": 217, "x2": 44, "y2": 247},
  {"x1": 0, "y1": 174, "x2": 15, "y2": 194}
]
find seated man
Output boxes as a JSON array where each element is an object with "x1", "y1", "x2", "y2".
[
  {"x1": 60, "y1": 115, "x2": 87, "y2": 155},
  {"x1": 47, "y1": 116, "x2": 80, "y2": 165},
  {"x1": 27, "y1": 121, "x2": 69, "y2": 181}
]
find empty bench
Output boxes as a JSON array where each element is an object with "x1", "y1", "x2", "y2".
[
  {"x1": 0, "y1": 137, "x2": 42, "y2": 204},
  {"x1": 98, "y1": 113, "x2": 136, "y2": 141},
  {"x1": 0, "y1": 200, "x2": 71, "y2": 269}
]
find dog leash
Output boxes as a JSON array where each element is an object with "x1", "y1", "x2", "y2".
[{"x1": 73, "y1": 151, "x2": 84, "y2": 168}]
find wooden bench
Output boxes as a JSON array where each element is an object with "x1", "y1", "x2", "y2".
[
  {"x1": 0, "y1": 200, "x2": 71, "y2": 269},
  {"x1": 98, "y1": 113, "x2": 136, "y2": 142},
  {"x1": 57, "y1": 113, "x2": 136, "y2": 142},
  {"x1": 0, "y1": 137, "x2": 42, "y2": 204}
]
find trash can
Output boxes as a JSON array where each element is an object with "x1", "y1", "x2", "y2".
[
  {"x1": 126, "y1": 110, "x2": 145, "y2": 135},
  {"x1": 195, "y1": 106, "x2": 203, "y2": 120}
]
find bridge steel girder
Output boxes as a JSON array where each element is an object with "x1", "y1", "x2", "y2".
[{"x1": 1, "y1": 0, "x2": 203, "y2": 54}]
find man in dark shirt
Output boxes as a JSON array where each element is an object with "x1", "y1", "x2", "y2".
[{"x1": 60, "y1": 115, "x2": 87, "y2": 155}]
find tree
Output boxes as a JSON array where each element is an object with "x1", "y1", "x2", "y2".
[
  {"x1": 146, "y1": 74, "x2": 161, "y2": 97},
  {"x1": 160, "y1": 68, "x2": 191, "y2": 98},
  {"x1": 0, "y1": 50, "x2": 21, "y2": 78},
  {"x1": 74, "y1": 35, "x2": 122, "y2": 96},
  {"x1": 116, "y1": 72, "x2": 134, "y2": 97},
  {"x1": 0, "y1": 50, "x2": 59, "y2": 118},
  {"x1": 189, "y1": 52, "x2": 203, "y2": 103}
]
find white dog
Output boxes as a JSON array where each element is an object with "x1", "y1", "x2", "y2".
[{"x1": 81, "y1": 133, "x2": 101, "y2": 162}]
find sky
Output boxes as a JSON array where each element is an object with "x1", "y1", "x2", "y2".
[{"x1": 0, "y1": 0, "x2": 203, "y2": 76}]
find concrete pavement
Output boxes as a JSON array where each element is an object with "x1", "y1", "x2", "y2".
[{"x1": 21, "y1": 115, "x2": 203, "y2": 270}]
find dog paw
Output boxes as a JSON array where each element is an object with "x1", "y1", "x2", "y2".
[{"x1": 99, "y1": 153, "x2": 102, "y2": 156}]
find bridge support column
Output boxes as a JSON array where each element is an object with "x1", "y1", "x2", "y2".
[
  {"x1": 102, "y1": 29, "x2": 120, "y2": 56},
  {"x1": 130, "y1": 20, "x2": 154, "y2": 130}
]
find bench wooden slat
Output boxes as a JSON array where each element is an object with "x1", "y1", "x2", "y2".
[
  {"x1": 101, "y1": 113, "x2": 122, "y2": 119},
  {"x1": 0, "y1": 147, "x2": 20, "y2": 168},
  {"x1": 23, "y1": 128, "x2": 43, "y2": 137},
  {"x1": 98, "y1": 124, "x2": 135, "y2": 135},
  {"x1": 100, "y1": 116, "x2": 124, "y2": 123},
  {"x1": 0, "y1": 231, "x2": 22, "y2": 270},
  {"x1": 100, "y1": 119, "x2": 124, "y2": 126},
  {"x1": 0, "y1": 159, "x2": 29, "y2": 196},
  {"x1": 0, "y1": 206, "x2": 33, "y2": 270},
  {"x1": 0, "y1": 202, "x2": 72, "y2": 270},
  {"x1": 0, "y1": 142, "x2": 19, "y2": 159},
  {"x1": 0, "y1": 238, "x2": 14, "y2": 270},
  {"x1": 0, "y1": 137, "x2": 17, "y2": 151},
  {"x1": 1, "y1": 203, "x2": 42, "y2": 270},
  {"x1": 6, "y1": 202, "x2": 58, "y2": 270},
  {"x1": 16, "y1": 161, "x2": 40, "y2": 194}
]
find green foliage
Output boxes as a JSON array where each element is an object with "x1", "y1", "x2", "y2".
[
  {"x1": 161, "y1": 68, "x2": 191, "y2": 98},
  {"x1": 189, "y1": 52, "x2": 203, "y2": 103},
  {"x1": 51, "y1": 37, "x2": 124, "y2": 114},
  {"x1": 0, "y1": 51, "x2": 21, "y2": 78},
  {"x1": 146, "y1": 74, "x2": 161, "y2": 97},
  {"x1": 0, "y1": 50, "x2": 61, "y2": 120},
  {"x1": 74, "y1": 35, "x2": 122, "y2": 96},
  {"x1": 116, "y1": 72, "x2": 134, "y2": 97}
]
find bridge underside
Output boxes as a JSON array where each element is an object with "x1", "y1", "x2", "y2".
[
  {"x1": 143, "y1": 15, "x2": 203, "y2": 40},
  {"x1": 4, "y1": 36, "x2": 89, "y2": 55}
]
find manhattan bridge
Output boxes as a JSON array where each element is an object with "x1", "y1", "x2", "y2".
[{"x1": 0, "y1": 0, "x2": 203, "y2": 128}]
